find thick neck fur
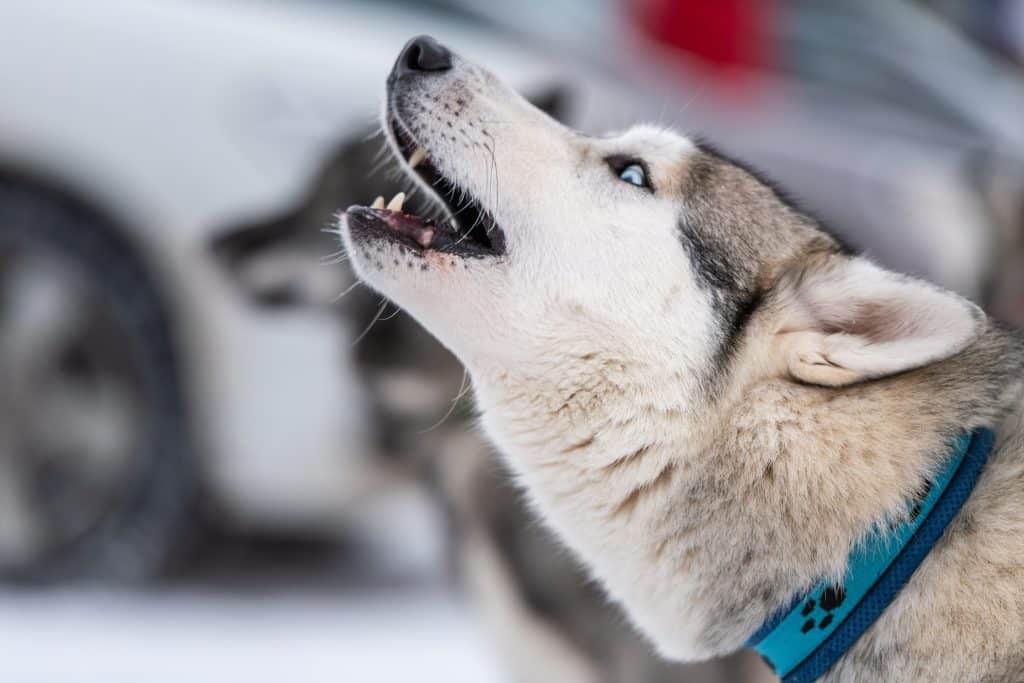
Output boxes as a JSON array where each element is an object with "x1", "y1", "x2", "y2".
[{"x1": 468, "y1": 305, "x2": 1024, "y2": 671}]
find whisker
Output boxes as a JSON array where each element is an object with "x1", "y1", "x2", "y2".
[
  {"x1": 676, "y1": 82, "x2": 707, "y2": 118},
  {"x1": 362, "y1": 123, "x2": 387, "y2": 143},
  {"x1": 332, "y1": 279, "x2": 363, "y2": 303},
  {"x1": 485, "y1": 138, "x2": 500, "y2": 235},
  {"x1": 350, "y1": 298, "x2": 391, "y2": 347},
  {"x1": 372, "y1": 137, "x2": 391, "y2": 161},
  {"x1": 369, "y1": 144, "x2": 399, "y2": 177},
  {"x1": 379, "y1": 305, "x2": 402, "y2": 322},
  {"x1": 321, "y1": 252, "x2": 350, "y2": 265},
  {"x1": 463, "y1": 146, "x2": 491, "y2": 236},
  {"x1": 321, "y1": 243, "x2": 349, "y2": 261},
  {"x1": 418, "y1": 368, "x2": 472, "y2": 434}
]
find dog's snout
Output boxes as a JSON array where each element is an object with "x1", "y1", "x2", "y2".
[{"x1": 394, "y1": 35, "x2": 452, "y2": 76}]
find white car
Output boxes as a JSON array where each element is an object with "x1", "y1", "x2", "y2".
[{"x1": 0, "y1": 0, "x2": 568, "y2": 579}]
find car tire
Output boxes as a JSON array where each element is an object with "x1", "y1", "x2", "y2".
[{"x1": 0, "y1": 175, "x2": 198, "y2": 582}]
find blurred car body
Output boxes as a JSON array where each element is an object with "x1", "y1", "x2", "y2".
[{"x1": 0, "y1": 0, "x2": 563, "y2": 577}]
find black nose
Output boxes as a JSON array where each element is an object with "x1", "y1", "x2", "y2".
[{"x1": 394, "y1": 35, "x2": 452, "y2": 76}]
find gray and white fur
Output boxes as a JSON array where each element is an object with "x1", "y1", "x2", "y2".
[{"x1": 342, "y1": 38, "x2": 1024, "y2": 682}]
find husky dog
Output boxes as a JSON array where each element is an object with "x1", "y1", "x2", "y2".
[{"x1": 341, "y1": 36, "x2": 1024, "y2": 681}]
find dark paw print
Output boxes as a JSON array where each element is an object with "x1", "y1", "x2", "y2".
[{"x1": 800, "y1": 585, "x2": 846, "y2": 633}]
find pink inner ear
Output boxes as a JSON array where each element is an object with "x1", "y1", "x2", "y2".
[
  {"x1": 850, "y1": 299, "x2": 928, "y2": 343},
  {"x1": 785, "y1": 257, "x2": 984, "y2": 383}
]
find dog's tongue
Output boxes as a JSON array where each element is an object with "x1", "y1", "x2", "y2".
[
  {"x1": 370, "y1": 193, "x2": 435, "y2": 246},
  {"x1": 346, "y1": 203, "x2": 436, "y2": 249},
  {"x1": 375, "y1": 208, "x2": 435, "y2": 248}
]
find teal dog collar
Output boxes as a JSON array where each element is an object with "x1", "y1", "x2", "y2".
[{"x1": 747, "y1": 428, "x2": 995, "y2": 682}]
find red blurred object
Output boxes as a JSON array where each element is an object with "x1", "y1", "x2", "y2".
[{"x1": 627, "y1": 0, "x2": 776, "y2": 76}]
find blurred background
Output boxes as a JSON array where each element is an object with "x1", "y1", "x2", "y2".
[{"x1": 1, "y1": 0, "x2": 1023, "y2": 681}]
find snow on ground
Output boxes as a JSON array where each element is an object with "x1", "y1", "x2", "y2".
[{"x1": 0, "y1": 585, "x2": 503, "y2": 683}]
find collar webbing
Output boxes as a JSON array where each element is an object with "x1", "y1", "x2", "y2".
[{"x1": 747, "y1": 428, "x2": 995, "y2": 683}]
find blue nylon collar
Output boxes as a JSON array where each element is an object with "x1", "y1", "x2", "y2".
[{"x1": 746, "y1": 427, "x2": 995, "y2": 683}]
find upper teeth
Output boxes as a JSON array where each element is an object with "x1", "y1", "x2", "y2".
[
  {"x1": 386, "y1": 192, "x2": 405, "y2": 212},
  {"x1": 371, "y1": 196, "x2": 385, "y2": 209},
  {"x1": 408, "y1": 147, "x2": 427, "y2": 169}
]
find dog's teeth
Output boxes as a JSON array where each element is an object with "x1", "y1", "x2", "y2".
[
  {"x1": 408, "y1": 147, "x2": 427, "y2": 169},
  {"x1": 386, "y1": 192, "x2": 405, "y2": 212},
  {"x1": 416, "y1": 229, "x2": 434, "y2": 248},
  {"x1": 371, "y1": 196, "x2": 385, "y2": 209}
]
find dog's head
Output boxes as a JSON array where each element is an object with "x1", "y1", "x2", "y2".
[{"x1": 343, "y1": 36, "x2": 984, "y2": 391}]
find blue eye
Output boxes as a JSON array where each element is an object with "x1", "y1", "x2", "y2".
[
  {"x1": 605, "y1": 155, "x2": 654, "y2": 191},
  {"x1": 618, "y1": 163, "x2": 647, "y2": 188}
]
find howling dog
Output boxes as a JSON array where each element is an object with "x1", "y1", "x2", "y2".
[{"x1": 341, "y1": 36, "x2": 1024, "y2": 682}]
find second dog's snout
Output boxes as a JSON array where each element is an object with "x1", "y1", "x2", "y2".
[{"x1": 395, "y1": 35, "x2": 452, "y2": 76}]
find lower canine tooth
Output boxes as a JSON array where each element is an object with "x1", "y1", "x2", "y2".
[
  {"x1": 371, "y1": 196, "x2": 385, "y2": 209},
  {"x1": 386, "y1": 192, "x2": 405, "y2": 212},
  {"x1": 417, "y1": 229, "x2": 434, "y2": 248},
  {"x1": 408, "y1": 147, "x2": 427, "y2": 169}
]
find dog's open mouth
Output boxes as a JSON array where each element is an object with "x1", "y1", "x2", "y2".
[{"x1": 346, "y1": 114, "x2": 505, "y2": 258}]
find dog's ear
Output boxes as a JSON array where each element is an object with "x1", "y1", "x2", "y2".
[
  {"x1": 776, "y1": 255, "x2": 985, "y2": 387},
  {"x1": 525, "y1": 85, "x2": 572, "y2": 124}
]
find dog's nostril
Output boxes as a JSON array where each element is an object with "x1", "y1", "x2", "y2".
[
  {"x1": 396, "y1": 35, "x2": 453, "y2": 75},
  {"x1": 403, "y1": 43, "x2": 423, "y2": 71}
]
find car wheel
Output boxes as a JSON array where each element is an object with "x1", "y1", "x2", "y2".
[{"x1": 0, "y1": 177, "x2": 197, "y2": 582}]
